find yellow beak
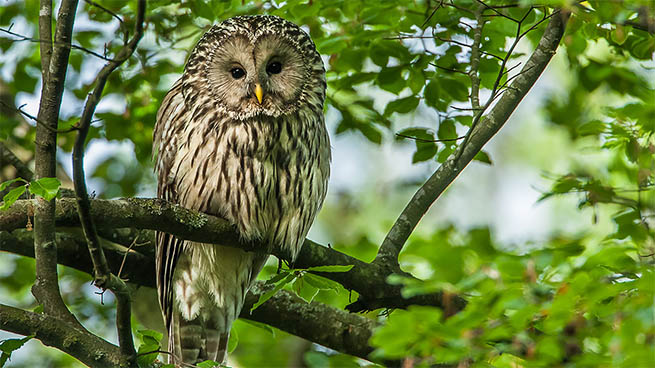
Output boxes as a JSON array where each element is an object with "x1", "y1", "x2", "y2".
[{"x1": 254, "y1": 83, "x2": 263, "y2": 104}]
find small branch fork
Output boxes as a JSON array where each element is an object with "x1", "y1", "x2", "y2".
[
  {"x1": 72, "y1": 0, "x2": 146, "y2": 359},
  {"x1": 374, "y1": 6, "x2": 569, "y2": 268}
]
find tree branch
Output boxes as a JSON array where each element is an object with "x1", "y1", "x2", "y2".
[
  {"x1": 0, "y1": 303, "x2": 132, "y2": 368},
  {"x1": 71, "y1": 0, "x2": 145, "y2": 358},
  {"x1": 469, "y1": 4, "x2": 485, "y2": 112},
  {"x1": 0, "y1": 229, "x2": 382, "y2": 363},
  {"x1": 0, "y1": 198, "x2": 466, "y2": 314},
  {"x1": 373, "y1": 10, "x2": 570, "y2": 265},
  {"x1": 32, "y1": 0, "x2": 80, "y2": 327},
  {"x1": 0, "y1": 142, "x2": 34, "y2": 182},
  {"x1": 245, "y1": 285, "x2": 377, "y2": 360},
  {"x1": 38, "y1": 1, "x2": 53, "y2": 82}
]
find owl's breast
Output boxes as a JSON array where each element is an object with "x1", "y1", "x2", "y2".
[{"x1": 172, "y1": 111, "x2": 329, "y2": 257}]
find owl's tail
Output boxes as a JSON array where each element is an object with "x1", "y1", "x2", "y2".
[{"x1": 168, "y1": 311, "x2": 231, "y2": 365}]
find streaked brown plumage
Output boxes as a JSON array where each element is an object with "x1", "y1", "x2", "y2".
[{"x1": 153, "y1": 15, "x2": 330, "y2": 365}]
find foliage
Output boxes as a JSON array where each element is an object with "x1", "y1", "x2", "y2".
[
  {"x1": 0, "y1": 177, "x2": 61, "y2": 210},
  {"x1": 0, "y1": 335, "x2": 33, "y2": 367},
  {"x1": 251, "y1": 265, "x2": 353, "y2": 312},
  {"x1": 0, "y1": 0, "x2": 653, "y2": 367}
]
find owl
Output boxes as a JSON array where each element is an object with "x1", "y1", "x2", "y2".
[{"x1": 153, "y1": 15, "x2": 330, "y2": 365}]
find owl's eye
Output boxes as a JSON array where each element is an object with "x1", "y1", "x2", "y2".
[
  {"x1": 266, "y1": 62, "x2": 282, "y2": 75},
  {"x1": 230, "y1": 67, "x2": 246, "y2": 79}
]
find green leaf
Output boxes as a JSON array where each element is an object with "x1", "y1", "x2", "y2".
[
  {"x1": 1, "y1": 186, "x2": 26, "y2": 210},
  {"x1": 265, "y1": 271, "x2": 291, "y2": 285},
  {"x1": 473, "y1": 151, "x2": 492, "y2": 165},
  {"x1": 136, "y1": 344, "x2": 159, "y2": 367},
  {"x1": 138, "y1": 329, "x2": 163, "y2": 346},
  {"x1": 377, "y1": 67, "x2": 405, "y2": 94},
  {"x1": 408, "y1": 69, "x2": 425, "y2": 94},
  {"x1": 384, "y1": 96, "x2": 420, "y2": 116},
  {"x1": 136, "y1": 329, "x2": 163, "y2": 367},
  {"x1": 0, "y1": 335, "x2": 34, "y2": 366},
  {"x1": 412, "y1": 143, "x2": 438, "y2": 163},
  {"x1": 357, "y1": 124, "x2": 383, "y2": 144},
  {"x1": 577, "y1": 120, "x2": 606, "y2": 136},
  {"x1": 424, "y1": 80, "x2": 441, "y2": 108},
  {"x1": 294, "y1": 277, "x2": 320, "y2": 303},
  {"x1": 189, "y1": 0, "x2": 215, "y2": 21},
  {"x1": 196, "y1": 360, "x2": 221, "y2": 368},
  {"x1": 250, "y1": 273, "x2": 296, "y2": 312},
  {"x1": 437, "y1": 119, "x2": 456, "y2": 140},
  {"x1": 303, "y1": 273, "x2": 343, "y2": 293},
  {"x1": 240, "y1": 319, "x2": 276, "y2": 337},
  {"x1": 29, "y1": 177, "x2": 61, "y2": 201},
  {"x1": 0, "y1": 178, "x2": 27, "y2": 191},
  {"x1": 0, "y1": 335, "x2": 34, "y2": 354},
  {"x1": 227, "y1": 326, "x2": 238, "y2": 354},
  {"x1": 441, "y1": 78, "x2": 469, "y2": 101},
  {"x1": 305, "y1": 265, "x2": 354, "y2": 273}
]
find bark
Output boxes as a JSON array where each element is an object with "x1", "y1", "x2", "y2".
[{"x1": 32, "y1": 0, "x2": 80, "y2": 327}]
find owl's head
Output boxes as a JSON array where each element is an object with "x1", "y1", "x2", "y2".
[{"x1": 182, "y1": 15, "x2": 326, "y2": 120}]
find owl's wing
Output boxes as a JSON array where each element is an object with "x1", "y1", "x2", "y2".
[{"x1": 153, "y1": 78, "x2": 186, "y2": 329}]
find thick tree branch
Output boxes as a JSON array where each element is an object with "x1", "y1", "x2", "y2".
[
  {"x1": 0, "y1": 303, "x2": 131, "y2": 368},
  {"x1": 32, "y1": 0, "x2": 80, "y2": 326},
  {"x1": 373, "y1": 11, "x2": 569, "y2": 266},
  {"x1": 0, "y1": 229, "x2": 381, "y2": 363},
  {"x1": 245, "y1": 285, "x2": 377, "y2": 360},
  {"x1": 71, "y1": 0, "x2": 145, "y2": 358},
  {"x1": 0, "y1": 198, "x2": 465, "y2": 313}
]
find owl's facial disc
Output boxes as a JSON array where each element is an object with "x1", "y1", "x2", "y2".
[{"x1": 204, "y1": 31, "x2": 309, "y2": 119}]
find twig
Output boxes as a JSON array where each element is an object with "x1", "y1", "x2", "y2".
[
  {"x1": 469, "y1": 4, "x2": 485, "y2": 112},
  {"x1": 430, "y1": 62, "x2": 467, "y2": 75},
  {"x1": 83, "y1": 0, "x2": 124, "y2": 26},
  {"x1": 117, "y1": 236, "x2": 141, "y2": 279},
  {"x1": 455, "y1": 7, "x2": 550, "y2": 166},
  {"x1": 421, "y1": 0, "x2": 445, "y2": 29},
  {"x1": 475, "y1": 0, "x2": 520, "y2": 23},
  {"x1": 0, "y1": 26, "x2": 115, "y2": 62},
  {"x1": 71, "y1": 0, "x2": 146, "y2": 358},
  {"x1": 373, "y1": 10, "x2": 569, "y2": 266},
  {"x1": 0, "y1": 101, "x2": 79, "y2": 133},
  {"x1": 396, "y1": 133, "x2": 466, "y2": 143}
]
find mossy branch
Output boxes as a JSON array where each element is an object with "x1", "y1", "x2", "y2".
[{"x1": 0, "y1": 197, "x2": 465, "y2": 313}]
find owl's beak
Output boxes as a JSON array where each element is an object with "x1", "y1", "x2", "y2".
[{"x1": 254, "y1": 83, "x2": 263, "y2": 104}]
